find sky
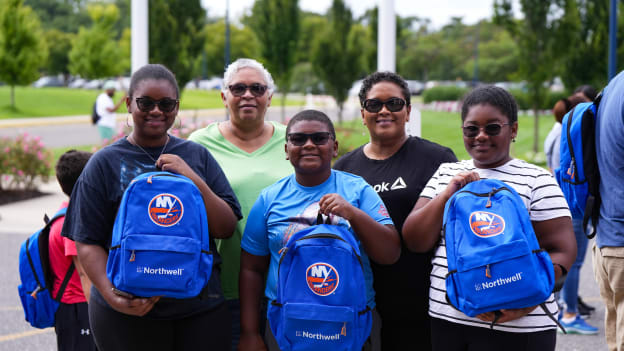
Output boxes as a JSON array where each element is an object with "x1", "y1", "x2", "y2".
[{"x1": 201, "y1": 0, "x2": 509, "y2": 29}]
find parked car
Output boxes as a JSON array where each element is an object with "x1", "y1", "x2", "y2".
[
  {"x1": 83, "y1": 79, "x2": 103, "y2": 89},
  {"x1": 68, "y1": 78, "x2": 87, "y2": 88},
  {"x1": 32, "y1": 76, "x2": 64, "y2": 88},
  {"x1": 406, "y1": 80, "x2": 425, "y2": 95}
]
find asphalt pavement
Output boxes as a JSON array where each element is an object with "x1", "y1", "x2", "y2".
[{"x1": 0, "y1": 107, "x2": 610, "y2": 350}]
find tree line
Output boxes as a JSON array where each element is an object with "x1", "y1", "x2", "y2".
[{"x1": 1, "y1": 0, "x2": 623, "y2": 119}]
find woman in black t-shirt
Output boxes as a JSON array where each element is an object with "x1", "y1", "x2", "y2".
[
  {"x1": 61, "y1": 64, "x2": 241, "y2": 351},
  {"x1": 334, "y1": 71, "x2": 456, "y2": 350}
]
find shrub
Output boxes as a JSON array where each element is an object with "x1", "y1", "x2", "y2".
[
  {"x1": 509, "y1": 89, "x2": 569, "y2": 111},
  {"x1": 422, "y1": 86, "x2": 470, "y2": 103},
  {"x1": 0, "y1": 133, "x2": 52, "y2": 190}
]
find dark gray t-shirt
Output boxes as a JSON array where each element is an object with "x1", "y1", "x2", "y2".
[{"x1": 62, "y1": 135, "x2": 241, "y2": 319}]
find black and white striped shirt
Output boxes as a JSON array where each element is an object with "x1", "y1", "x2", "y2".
[{"x1": 421, "y1": 159, "x2": 571, "y2": 333}]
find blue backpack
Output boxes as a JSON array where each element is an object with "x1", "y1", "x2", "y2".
[
  {"x1": 268, "y1": 216, "x2": 372, "y2": 351},
  {"x1": 555, "y1": 96, "x2": 602, "y2": 238},
  {"x1": 107, "y1": 171, "x2": 212, "y2": 299},
  {"x1": 443, "y1": 179, "x2": 557, "y2": 325},
  {"x1": 18, "y1": 208, "x2": 75, "y2": 328}
]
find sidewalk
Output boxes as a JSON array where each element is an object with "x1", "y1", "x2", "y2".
[{"x1": 0, "y1": 181, "x2": 66, "y2": 235}]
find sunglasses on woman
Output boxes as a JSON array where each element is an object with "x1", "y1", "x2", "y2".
[
  {"x1": 362, "y1": 98, "x2": 406, "y2": 113},
  {"x1": 287, "y1": 132, "x2": 333, "y2": 146},
  {"x1": 228, "y1": 83, "x2": 268, "y2": 97},
  {"x1": 135, "y1": 97, "x2": 179, "y2": 113},
  {"x1": 461, "y1": 123, "x2": 511, "y2": 137}
]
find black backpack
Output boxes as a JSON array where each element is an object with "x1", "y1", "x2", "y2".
[{"x1": 91, "y1": 102, "x2": 101, "y2": 125}]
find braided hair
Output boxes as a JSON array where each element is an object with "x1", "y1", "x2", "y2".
[{"x1": 461, "y1": 85, "x2": 518, "y2": 124}]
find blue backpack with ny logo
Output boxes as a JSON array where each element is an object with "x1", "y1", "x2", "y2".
[
  {"x1": 443, "y1": 179, "x2": 555, "y2": 320},
  {"x1": 106, "y1": 171, "x2": 212, "y2": 299},
  {"x1": 268, "y1": 215, "x2": 372, "y2": 351}
]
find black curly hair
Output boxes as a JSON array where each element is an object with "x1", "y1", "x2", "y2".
[
  {"x1": 128, "y1": 64, "x2": 180, "y2": 99},
  {"x1": 358, "y1": 71, "x2": 411, "y2": 107},
  {"x1": 285, "y1": 109, "x2": 336, "y2": 140},
  {"x1": 461, "y1": 85, "x2": 518, "y2": 124},
  {"x1": 55, "y1": 150, "x2": 92, "y2": 197}
]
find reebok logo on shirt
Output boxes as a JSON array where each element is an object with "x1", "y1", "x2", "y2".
[{"x1": 373, "y1": 177, "x2": 407, "y2": 193}]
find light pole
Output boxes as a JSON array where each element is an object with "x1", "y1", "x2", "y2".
[
  {"x1": 225, "y1": 0, "x2": 231, "y2": 71},
  {"x1": 377, "y1": 0, "x2": 395, "y2": 72},
  {"x1": 608, "y1": 0, "x2": 617, "y2": 80},
  {"x1": 131, "y1": 0, "x2": 149, "y2": 74}
]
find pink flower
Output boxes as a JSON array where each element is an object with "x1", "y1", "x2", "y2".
[
  {"x1": 37, "y1": 151, "x2": 43, "y2": 160},
  {"x1": 3, "y1": 147, "x2": 9, "y2": 153},
  {"x1": 23, "y1": 144, "x2": 29, "y2": 152},
  {"x1": 17, "y1": 170, "x2": 24, "y2": 176}
]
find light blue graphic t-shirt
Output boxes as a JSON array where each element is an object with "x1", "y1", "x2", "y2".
[{"x1": 241, "y1": 170, "x2": 393, "y2": 309}]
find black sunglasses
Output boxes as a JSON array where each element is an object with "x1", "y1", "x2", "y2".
[
  {"x1": 362, "y1": 98, "x2": 406, "y2": 113},
  {"x1": 135, "y1": 97, "x2": 179, "y2": 113},
  {"x1": 228, "y1": 83, "x2": 268, "y2": 97},
  {"x1": 462, "y1": 123, "x2": 511, "y2": 137},
  {"x1": 287, "y1": 132, "x2": 333, "y2": 146}
]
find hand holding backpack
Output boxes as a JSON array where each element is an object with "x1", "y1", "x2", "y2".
[
  {"x1": 443, "y1": 179, "x2": 565, "y2": 330},
  {"x1": 268, "y1": 213, "x2": 372, "y2": 351},
  {"x1": 106, "y1": 171, "x2": 212, "y2": 299}
]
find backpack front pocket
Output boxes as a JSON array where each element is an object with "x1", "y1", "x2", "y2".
[
  {"x1": 282, "y1": 303, "x2": 356, "y2": 351},
  {"x1": 112, "y1": 234, "x2": 201, "y2": 296}
]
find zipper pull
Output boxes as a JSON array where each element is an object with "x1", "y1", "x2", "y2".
[
  {"x1": 341, "y1": 322, "x2": 347, "y2": 336},
  {"x1": 486, "y1": 188, "x2": 495, "y2": 208},
  {"x1": 486, "y1": 264, "x2": 492, "y2": 278},
  {"x1": 129, "y1": 250, "x2": 136, "y2": 262}
]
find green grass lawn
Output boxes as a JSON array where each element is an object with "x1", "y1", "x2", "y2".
[{"x1": 0, "y1": 86, "x2": 304, "y2": 119}]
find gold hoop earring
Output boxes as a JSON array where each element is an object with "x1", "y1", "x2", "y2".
[{"x1": 126, "y1": 115, "x2": 131, "y2": 128}]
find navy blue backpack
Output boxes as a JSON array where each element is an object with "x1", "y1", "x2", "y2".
[
  {"x1": 18, "y1": 208, "x2": 75, "y2": 328},
  {"x1": 443, "y1": 179, "x2": 558, "y2": 326},
  {"x1": 107, "y1": 171, "x2": 212, "y2": 299},
  {"x1": 268, "y1": 215, "x2": 372, "y2": 351},
  {"x1": 555, "y1": 96, "x2": 601, "y2": 238}
]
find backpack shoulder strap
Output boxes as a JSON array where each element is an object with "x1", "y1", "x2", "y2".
[{"x1": 54, "y1": 263, "x2": 75, "y2": 302}]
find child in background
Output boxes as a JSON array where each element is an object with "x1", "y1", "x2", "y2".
[{"x1": 48, "y1": 150, "x2": 96, "y2": 351}]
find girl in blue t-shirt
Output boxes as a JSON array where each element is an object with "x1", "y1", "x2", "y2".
[{"x1": 238, "y1": 109, "x2": 401, "y2": 351}]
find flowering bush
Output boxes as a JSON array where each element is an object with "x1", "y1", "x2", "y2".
[{"x1": 0, "y1": 133, "x2": 52, "y2": 190}]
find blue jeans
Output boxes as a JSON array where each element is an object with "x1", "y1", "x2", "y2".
[{"x1": 561, "y1": 219, "x2": 588, "y2": 314}]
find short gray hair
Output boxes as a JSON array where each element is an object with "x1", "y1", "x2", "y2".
[{"x1": 222, "y1": 58, "x2": 275, "y2": 95}]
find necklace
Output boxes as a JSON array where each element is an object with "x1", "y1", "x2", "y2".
[{"x1": 128, "y1": 134, "x2": 170, "y2": 164}]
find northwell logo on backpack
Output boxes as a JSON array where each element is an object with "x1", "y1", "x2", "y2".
[
  {"x1": 106, "y1": 171, "x2": 212, "y2": 299},
  {"x1": 443, "y1": 179, "x2": 555, "y2": 320}
]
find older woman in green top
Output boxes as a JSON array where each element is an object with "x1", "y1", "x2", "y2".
[{"x1": 188, "y1": 58, "x2": 293, "y2": 350}]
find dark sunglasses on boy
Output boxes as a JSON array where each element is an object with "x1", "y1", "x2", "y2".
[
  {"x1": 135, "y1": 97, "x2": 179, "y2": 113},
  {"x1": 228, "y1": 83, "x2": 268, "y2": 97},
  {"x1": 462, "y1": 123, "x2": 511, "y2": 138},
  {"x1": 287, "y1": 132, "x2": 333, "y2": 146},
  {"x1": 362, "y1": 97, "x2": 406, "y2": 113}
]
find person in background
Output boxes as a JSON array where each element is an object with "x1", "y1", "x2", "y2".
[
  {"x1": 95, "y1": 80, "x2": 126, "y2": 141},
  {"x1": 402, "y1": 85, "x2": 576, "y2": 351},
  {"x1": 333, "y1": 71, "x2": 457, "y2": 350},
  {"x1": 239, "y1": 110, "x2": 401, "y2": 351},
  {"x1": 544, "y1": 92, "x2": 599, "y2": 334},
  {"x1": 593, "y1": 71, "x2": 624, "y2": 351},
  {"x1": 188, "y1": 58, "x2": 292, "y2": 350},
  {"x1": 574, "y1": 85, "x2": 598, "y2": 101},
  {"x1": 49, "y1": 150, "x2": 96, "y2": 351},
  {"x1": 62, "y1": 64, "x2": 241, "y2": 351}
]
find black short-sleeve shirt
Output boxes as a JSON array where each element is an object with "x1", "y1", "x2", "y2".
[{"x1": 61, "y1": 135, "x2": 242, "y2": 319}]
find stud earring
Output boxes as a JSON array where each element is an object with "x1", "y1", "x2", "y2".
[{"x1": 512, "y1": 138, "x2": 516, "y2": 143}]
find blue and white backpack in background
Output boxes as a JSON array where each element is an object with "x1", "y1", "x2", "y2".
[
  {"x1": 443, "y1": 179, "x2": 555, "y2": 320},
  {"x1": 106, "y1": 171, "x2": 212, "y2": 299},
  {"x1": 268, "y1": 216, "x2": 372, "y2": 351}
]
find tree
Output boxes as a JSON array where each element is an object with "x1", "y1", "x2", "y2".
[
  {"x1": 495, "y1": 0, "x2": 565, "y2": 154},
  {"x1": 25, "y1": 0, "x2": 90, "y2": 33},
  {"x1": 43, "y1": 29, "x2": 74, "y2": 81},
  {"x1": 0, "y1": 0, "x2": 47, "y2": 108},
  {"x1": 148, "y1": 0, "x2": 206, "y2": 90},
  {"x1": 247, "y1": 0, "x2": 300, "y2": 121},
  {"x1": 311, "y1": 0, "x2": 366, "y2": 122},
  {"x1": 202, "y1": 20, "x2": 260, "y2": 78},
  {"x1": 68, "y1": 4, "x2": 124, "y2": 80}
]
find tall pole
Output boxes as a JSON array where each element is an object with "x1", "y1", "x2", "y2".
[
  {"x1": 131, "y1": 0, "x2": 149, "y2": 74},
  {"x1": 377, "y1": 0, "x2": 395, "y2": 72},
  {"x1": 608, "y1": 0, "x2": 617, "y2": 80},
  {"x1": 225, "y1": 0, "x2": 231, "y2": 71}
]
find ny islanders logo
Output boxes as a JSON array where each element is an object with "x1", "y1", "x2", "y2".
[
  {"x1": 306, "y1": 262, "x2": 339, "y2": 296},
  {"x1": 148, "y1": 193, "x2": 183, "y2": 227},
  {"x1": 469, "y1": 211, "x2": 505, "y2": 237}
]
